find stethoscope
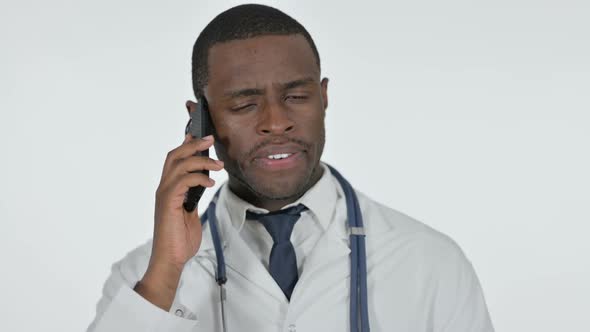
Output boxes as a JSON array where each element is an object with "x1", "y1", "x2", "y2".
[{"x1": 200, "y1": 164, "x2": 370, "y2": 332}]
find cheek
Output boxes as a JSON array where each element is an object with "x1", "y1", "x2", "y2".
[
  {"x1": 302, "y1": 111, "x2": 325, "y2": 140},
  {"x1": 214, "y1": 118, "x2": 253, "y2": 161}
]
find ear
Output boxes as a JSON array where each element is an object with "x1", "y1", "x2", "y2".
[
  {"x1": 320, "y1": 77, "x2": 329, "y2": 110},
  {"x1": 183, "y1": 100, "x2": 198, "y2": 143},
  {"x1": 186, "y1": 100, "x2": 198, "y2": 114}
]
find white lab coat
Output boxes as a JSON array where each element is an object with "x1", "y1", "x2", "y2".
[{"x1": 88, "y1": 172, "x2": 494, "y2": 332}]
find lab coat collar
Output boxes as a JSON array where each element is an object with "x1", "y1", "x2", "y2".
[
  {"x1": 198, "y1": 163, "x2": 347, "y2": 253},
  {"x1": 223, "y1": 162, "x2": 338, "y2": 235}
]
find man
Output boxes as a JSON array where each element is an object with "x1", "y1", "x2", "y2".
[{"x1": 88, "y1": 4, "x2": 494, "y2": 332}]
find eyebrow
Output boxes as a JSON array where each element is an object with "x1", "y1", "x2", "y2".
[
  {"x1": 223, "y1": 77, "x2": 316, "y2": 99},
  {"x1": 224, "y1": 87, "x2": 264, "y2": 99},
  {"x1": 280, "y1": 77, "x2": 315, "y2": 90}
]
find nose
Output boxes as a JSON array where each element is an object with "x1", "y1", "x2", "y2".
[{"x1": 255, "y1": 100, "x2": 295, "y2": 136}]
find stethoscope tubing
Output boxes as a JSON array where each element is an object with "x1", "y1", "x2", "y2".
[
  {"x1": 329, "y1": 165, "x2": 370, "y2": 332},
  {"x1": 201, "y1": 164, "x2": 370, "y2": 332}
]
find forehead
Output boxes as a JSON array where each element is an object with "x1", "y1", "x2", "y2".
[{"x1": 205, "y1": 34, "x2": 319, "y2": 97}]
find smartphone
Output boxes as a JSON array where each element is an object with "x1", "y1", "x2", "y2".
[{"x1": 183, "y1": 97, "x2": 213, "y2": 212}]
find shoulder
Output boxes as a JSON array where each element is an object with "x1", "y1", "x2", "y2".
[{"x1": 355, "y1": 189, "x2": 468, "y2": 263}]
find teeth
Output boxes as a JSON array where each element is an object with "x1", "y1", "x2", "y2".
[{"x1": 267, "y1": 153, "x2": 292, "y2": 160}]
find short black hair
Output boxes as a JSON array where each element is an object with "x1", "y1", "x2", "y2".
[{"x1": 191, "y1": 4, "x2": 321, "y2": 99}]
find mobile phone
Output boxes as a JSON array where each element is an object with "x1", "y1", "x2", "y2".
[{"x1": 183, "y1": 97, "x2": 213, "y2": 212}]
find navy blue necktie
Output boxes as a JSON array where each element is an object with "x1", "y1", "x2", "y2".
[{"x1": 246, "y1": 204, "x2": 308, "y2": 300}]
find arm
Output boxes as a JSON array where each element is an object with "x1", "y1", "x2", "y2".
[
  {"x1": 433, "y1": 245, "x2": 495, "y2": 332},
  {"x1": 88, "y1": 119, "x2": 224, "y2": 331},
  {"x1": 86, "y1": 244, "x2": 199, "y2": 332}
]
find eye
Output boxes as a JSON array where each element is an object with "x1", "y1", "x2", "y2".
[
  {"x1": 285, "y1": 95, "x2": 308, "y2": 102},
  {"x1": 230, "y1": 103, "x2": 256, "y2": 112}
]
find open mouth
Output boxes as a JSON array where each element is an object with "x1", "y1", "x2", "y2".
[
  {"x1": 266, "y1": 153, "x2": 294, "y2": 160},
  {"x1": 253, "y1": 151, "x2": 304, "y2": 170}
]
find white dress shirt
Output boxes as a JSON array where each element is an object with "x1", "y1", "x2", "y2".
[
  {"x1": 225, "y1": 162, "x2": 338, "y2": 276},
  {"x1": 88, "y1": 162, "x2": 495, "y2": 332}
]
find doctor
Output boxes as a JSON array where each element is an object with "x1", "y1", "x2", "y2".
[{"x1": 88, "y1": 4, "x2": 494, "y2": 332}]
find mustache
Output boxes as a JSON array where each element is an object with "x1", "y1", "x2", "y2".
[{"x1": 246, "y1": 136, "x2": 311, "y2": 159}]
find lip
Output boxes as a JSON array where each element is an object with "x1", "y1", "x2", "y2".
[
  {"x1": 251, "y1": 143, "x2": 306, "y2": 171},
  {"x1": 253, "y1": 151, "x2": 304, "y2": 170},
  {"x1": 253, "y1": 143, "x2": 305, "y2": 159}
]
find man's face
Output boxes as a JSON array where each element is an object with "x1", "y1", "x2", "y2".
[{"x1": 204, "y1": 34, "x2": 328, "y2": 201}]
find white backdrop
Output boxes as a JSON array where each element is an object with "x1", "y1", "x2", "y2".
[{"x1": 1, "y1": 0, "x2": 588, "y2": 331}]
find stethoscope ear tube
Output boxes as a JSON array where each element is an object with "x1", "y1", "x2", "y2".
[
  {"x1": 326, "y1": 165, "x2": 370, "y2": 332},
  {"x1": 352, "y1": 185, "x2": 370, "y2": 332}
]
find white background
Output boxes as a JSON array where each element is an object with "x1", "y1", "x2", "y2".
[{"x1": 1, "y1": 0, "x2": 588, "y2": 331}]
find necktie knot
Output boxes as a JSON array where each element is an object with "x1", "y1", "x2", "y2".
[{"x1": 246, "y1": 204, "x2": 308, "y2": 243}]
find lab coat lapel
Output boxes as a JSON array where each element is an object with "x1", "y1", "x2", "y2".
[
  {"x1": 288, "y1": 221, "x2": 351, "y2": 318},
  {"x1": 222, "y1": 222, "x2": 288, "y2": 303}
]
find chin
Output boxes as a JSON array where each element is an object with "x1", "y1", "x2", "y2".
[{"x1": 248, "y1": 173, "x2": 310, "y2": 201}]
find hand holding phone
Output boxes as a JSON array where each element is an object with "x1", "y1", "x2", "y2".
[{"x1": 137, "y1": 99, "x2": 223, "y2": 311}]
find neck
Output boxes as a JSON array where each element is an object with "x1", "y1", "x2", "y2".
[{"x1": 229, "y1": 165, "x2": 324, "y2": 211}]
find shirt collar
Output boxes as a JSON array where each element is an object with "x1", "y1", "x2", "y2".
[{"x1": 222, "y1": 162, "x2": 338, "y2": 234}]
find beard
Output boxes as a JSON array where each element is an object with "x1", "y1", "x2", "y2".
[
  {"x1": 234, "y1": 161, "x2": 318, "y2": 201},
  {"x1": 216, "y1": 131, "x2": 325, "y2": 203}
]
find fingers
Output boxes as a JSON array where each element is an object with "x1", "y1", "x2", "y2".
[
  {"x1": 179, "y1": 135, "x2": 215, "y2": 157},
  {"x1": 162, "y1": 155, "x2": 224, "y2": 186},
  {"x1": 163, "y1": 135, "x2": 216, "y2": 176},
  {"x1": 172, "y1": 172, "x2": 216, "y2": 194},
  {"x1": 158, "y1": 99, "x2": 222, "y2": 197},
  {"x1": 179, "y1": 171, "x2": 216, "y2": 190},
  {"x1": 155, "y1": 172, "x2": 216, "y2": 208}
]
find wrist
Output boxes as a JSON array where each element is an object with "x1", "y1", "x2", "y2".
[
  {"x1": 134, "y1": 263, "x2": 183, "y2": 312},
  {"x1": 142, "y1": 260, "x2": 184, "y2": 291}
]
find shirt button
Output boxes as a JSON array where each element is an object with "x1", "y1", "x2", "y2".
[
  {"x1": 175, "y1": 309, "x2": 184, "y2": 317},
  {"x1": 288, "y1": 324, "x2": 296, "y2": 332}
]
